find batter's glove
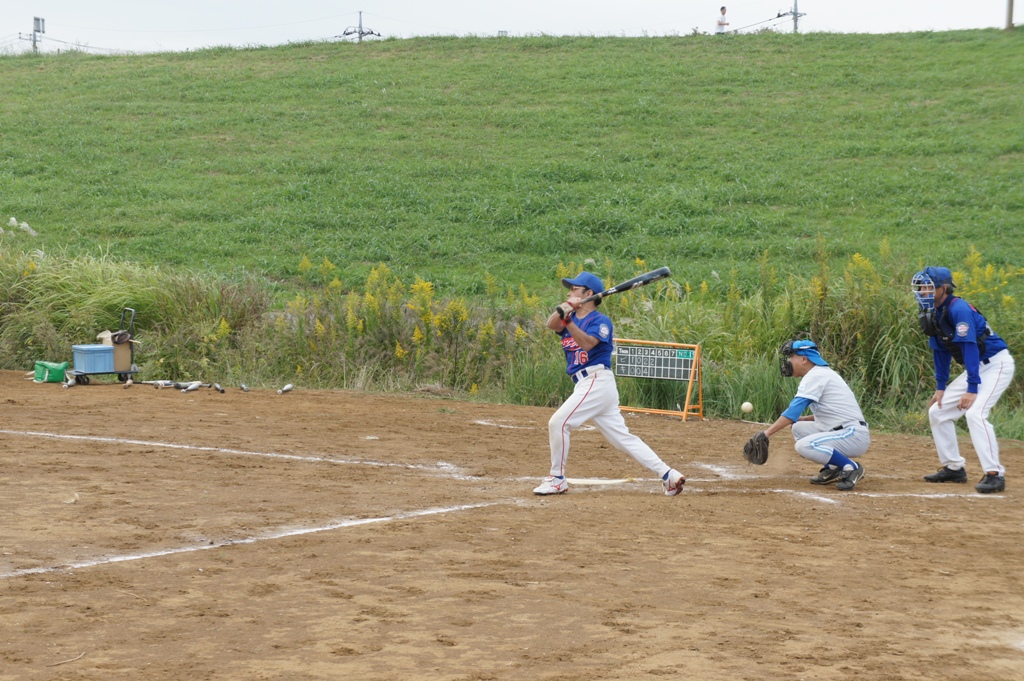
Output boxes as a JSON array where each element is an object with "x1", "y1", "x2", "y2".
[
  {"x1": 743, "y1": 431, "x2": 770, "y2": 465},
  {"x1": 555, "y1": 302, "x2": 576, "y2": 320}
]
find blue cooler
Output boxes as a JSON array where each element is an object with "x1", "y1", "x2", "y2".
[{"x1": 73, "y1": 344, "x2": 115, "y2": 373}]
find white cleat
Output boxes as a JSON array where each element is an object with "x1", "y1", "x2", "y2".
[
  {"x1": 533, "y1": 476, "x2": 569, "y2": 495},
  {"x1": 663, "y1": 469, "x2": 686, "y2": 496}
]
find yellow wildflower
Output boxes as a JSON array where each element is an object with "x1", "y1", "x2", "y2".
[{"x1": 318, "y1": 257, "x2": 336, "y2": 279}]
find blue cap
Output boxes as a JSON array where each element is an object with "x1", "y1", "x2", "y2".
[
  {"x1": 562, "y1": 271, "x2": 604, "y2": 295},
  {"x1": 915, "y1": 266, "x2": 955, "y2": 289},
  {"x1": 791, "y1": 340, "x2": 829, "y2": 366}
]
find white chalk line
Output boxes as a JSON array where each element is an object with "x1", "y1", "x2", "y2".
[
  {"x1": 690, "y1": 462, "x2": 761, "y2": 480},
  {"x1": 0, "y1": 428, "x2": 459, "y2": 474},
  {"x1": 472, "y1": 419, "x2": 536, "y2": 430},
  {"x1": 0, "y1": 502, "x2": 497, "y2": 580},
  {"x1": 673, "y1": 487, "x2": 841, "y2": 504},
  {"x1": 518, "y1": 473, "x2": 1005, "y2": 503},
  {"x1": 567, "y1": 477, "x2": 634, "y2": 486},
  {"x1": 473, "y1": 419, "x2": 596, "y2": 432},
  {"x1": 850, "y1": 491, "x2": 1006, "y2": 500},
  {"x1": 4, "y1": 429, "x2": 1002, "y2": 504}
]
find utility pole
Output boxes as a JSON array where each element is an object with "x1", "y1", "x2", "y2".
[
  {"x1": 340, "y1": 11, "x2": 381, "y2": 43},
  {"x1": 1008, "y1": 0, "x2": 1016, "y2": 30},
  {"x1": 776, "y1": 2, "x2": 805, "y2": 33},
  {"x1": 32, "y1": 16, "x2": 45, "y2": 53}
]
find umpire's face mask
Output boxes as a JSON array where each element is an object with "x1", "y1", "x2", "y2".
[{"x1": 779, "y1": 340, "x2": 795, "y2": 377}]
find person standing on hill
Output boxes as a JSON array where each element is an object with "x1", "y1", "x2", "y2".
[
  {"x1": 747, "y1": 340, "x2": 870, "y2": 491},
  {"x1": 716, "y1": 6, "x2": 730, "y2": 34},
  {"x1": 532, "y1": 271, "x2": 687, "y2": 497},
  {"x1": 912, "y1": 267, "x2": 1015, "y2": 493}
]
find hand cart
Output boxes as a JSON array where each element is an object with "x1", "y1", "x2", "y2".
[{"x1": 67, "y1": 307, "x2": 140, "y2": 385}]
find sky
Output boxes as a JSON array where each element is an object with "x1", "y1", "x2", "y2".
[{"x1": 0, "y1": 1, "x2": 1016, "y2": 54}]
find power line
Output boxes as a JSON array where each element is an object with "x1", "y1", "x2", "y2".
[
  {"x1": 46, "y1": 12, "x2": 359, "y2": 35},
  {"x1": 729, "y1": 15, "x2": 786, "y2": 33},
  {"x1": 41, "y1": 35, "x2": 125, "y2": 54}
]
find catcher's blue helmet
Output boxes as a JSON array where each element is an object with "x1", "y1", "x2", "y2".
[{"x1": 911, "y1": 267, "x2": 955, "y2": 310}]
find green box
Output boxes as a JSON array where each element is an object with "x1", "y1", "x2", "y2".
[{"x1": 34, "y1": 360, "x2": 69, "y2": 383}]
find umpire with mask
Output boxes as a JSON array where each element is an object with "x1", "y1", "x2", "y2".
[{"x1": 912, "y1": 267, "x2": 1016, "y2": 493}]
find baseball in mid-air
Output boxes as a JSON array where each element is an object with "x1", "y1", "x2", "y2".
[{"x1": 741, "y1": 401, "x2": 754, "y2": 414}]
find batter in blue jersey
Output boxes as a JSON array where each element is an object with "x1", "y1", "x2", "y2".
[
  {"x1": 532, "y1": 271, "x2": 686, "y2": 497},
  {"x1": 558, "y1": 307, "x2": 613, "y2": 376}
]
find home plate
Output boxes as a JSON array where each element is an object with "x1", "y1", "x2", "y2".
[{"x1": 566, "y1": 477, "x2": 634, "y2": 486}]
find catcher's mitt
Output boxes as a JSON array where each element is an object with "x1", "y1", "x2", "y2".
[{"x1": 743, "y1": 431, "x2": 770, "y2": 465}]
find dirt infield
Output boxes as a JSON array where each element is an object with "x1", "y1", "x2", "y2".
[{"x1": 2, "y1": 369, "x2": 1023, "y2": 680}]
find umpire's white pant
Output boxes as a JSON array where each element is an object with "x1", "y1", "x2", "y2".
[
  {"x1": 929, "y1": 349, "x2": 1015, "y2": 475},
  {"x1": 791, "y1": 420, "x2": 871, "y2": 466}
]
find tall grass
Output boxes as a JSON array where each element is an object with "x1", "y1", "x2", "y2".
[{"x1": 3, "y1": 242, "x2": 1022, "y2": 439}]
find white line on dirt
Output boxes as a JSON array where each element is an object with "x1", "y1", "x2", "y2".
[
  {"x1": 0, "y1": 502, "x2": 497, "y2": 580},
  {"x1": 688, "y1": 462, "x2": 761, "y2": 480},
  {"x1": 0, "y1": 428, "x2": 457, "y2": 472},
  {"x1": 472, "y1": 419, "x2": 595, "y2": 431},
  {"x1": 686, "y1": 488, "x2": 839, "y2": 504},
  {"x1": 850, "y1": 491, "x2": 1005, "y2": 500},
  {"x1": 471, "y1": 420, "x2": 536, "y2": 429},
  {"x1": 566, "y1": 477, "x2": 633, "y2": 486}
]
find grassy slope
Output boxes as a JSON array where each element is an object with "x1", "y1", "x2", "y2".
[{"x1": 0, "y1": 31, "x2": 1022, "y2": 295}]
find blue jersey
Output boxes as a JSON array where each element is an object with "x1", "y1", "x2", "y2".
[
  {"x1": 929, "y1": 296, "x2": 1008, "y2": 392},
  {"x1": 559, "y1": 310, "x2": 614, "y2": 375}
]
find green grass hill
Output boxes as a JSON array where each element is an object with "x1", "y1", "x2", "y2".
[{"x1": 1, "y1": 31, "x2": 1021, "y2": 293}]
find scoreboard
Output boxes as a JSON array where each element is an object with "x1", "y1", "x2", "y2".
[{"x1": 614, "y1": 345, "x2": 696, "y2": 381}]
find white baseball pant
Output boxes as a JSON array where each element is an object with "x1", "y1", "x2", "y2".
[
  {"x1": 548, "y1": 367, "x2": 670, "y2": 479},
  {"x1": 928, "y1": 349, "x2": 1015, "y2": 474},
  {"x1": 792, "y1": 420, "x2": 871, "y2": 465}
]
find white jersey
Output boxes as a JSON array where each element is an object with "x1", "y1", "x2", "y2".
[{"x1": 795, "y1": 365, "x2": 866, "y2": 429}]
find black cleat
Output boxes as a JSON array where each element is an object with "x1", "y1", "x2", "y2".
[
  {"x1": 975, "y1": 473, "x2": 1006, "y2": 494},
  {"x1": 924, "y1": 466, "x2": 968, "y2": 483},
  {"x1": 835, "y1": 465, "x2": 865, "y2": 491},
  {"x1": 810, "y1": 466, "x2": 843, "y2": 485}
]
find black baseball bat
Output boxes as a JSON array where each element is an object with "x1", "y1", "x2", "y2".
[{"x1": 578, "y1": 267, "x2": 672, "y2": 305}]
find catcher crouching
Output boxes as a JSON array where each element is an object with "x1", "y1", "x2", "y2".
[{"x1": 743, "y1": 339, "x2": 871, "y2": 491}]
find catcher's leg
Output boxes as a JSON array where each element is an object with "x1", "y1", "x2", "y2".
[
  {"x1": 796, "y1": 426, "x2": 870, "y2": 488},
  {"x1": 795, "y1": 427, "x2": 868, "y2": 465}
]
